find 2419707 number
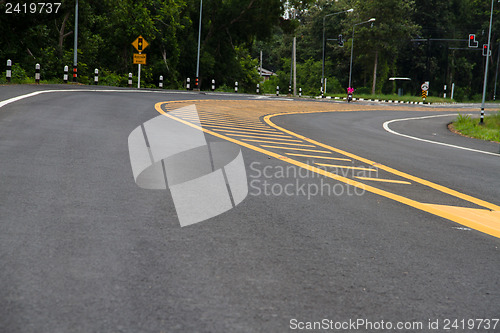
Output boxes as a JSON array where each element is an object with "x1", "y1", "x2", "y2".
[{"x1": 5, "y1": 2, "x2": 61, "y2": 14}]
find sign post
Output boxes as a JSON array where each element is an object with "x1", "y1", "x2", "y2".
[
  {"x1": 131, "y1": 35, "x2": 149, "y2": 88},
  {"x1": 421, "y1": 81, "x2": 429, "y2": 102}
]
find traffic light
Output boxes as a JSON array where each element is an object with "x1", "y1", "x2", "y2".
[
  {"x1": 483, "y1": 44, "x2": 489, "y2": 56},
  {"x1": 338, "y1": 34, "x2": 344, "y2": 47},
  {"x1": 468, "y1": 34, "x2": 478, "y2": 48}
]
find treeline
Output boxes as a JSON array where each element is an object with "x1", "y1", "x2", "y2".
[{"x1": 1, "y1": 0, "x2": 499, "y2": 100}]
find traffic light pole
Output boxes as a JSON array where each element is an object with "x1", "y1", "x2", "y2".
[
  {"x1": 72, "y1": 0, "x2": 78, "y2": 82},
  {"x1": 195, "y1": 0, "x2": 202, "y2": 90},
  {"x1": 480, "y1": 0, "x2": 495, "y2": 124}
]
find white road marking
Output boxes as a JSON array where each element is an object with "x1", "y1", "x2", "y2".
[
  {"x1": 382, "y1": 114, "x2": 500, "y2": 157},
  {"x1": 0, "y1": 89, "x2": 167, "y2": 109},
  {"x1": 0, "y1": 89, "x2": 278, "y2": 111}
]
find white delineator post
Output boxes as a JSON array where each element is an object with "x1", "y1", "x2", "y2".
[
  {"x1": 63, "y1": 65, "x2": 68, "y2": 83},
  {"x1": 6, "y1": 60, "x2": 12, "y2": 83},
  {"x1": 35, "y1": 63, "x2": 40, "y2": 84}
]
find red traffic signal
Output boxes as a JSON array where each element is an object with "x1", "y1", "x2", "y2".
[
  {"x1": 483, "y1": 44, "x2": 490, "y2": 56},
  {"x1": 468, "y1": 34, "x2": 478, "y2": 48}
]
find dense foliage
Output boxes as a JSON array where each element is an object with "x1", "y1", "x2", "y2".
[{"x1": 1, "y1": 0, "x2": 499, "y2": 99}]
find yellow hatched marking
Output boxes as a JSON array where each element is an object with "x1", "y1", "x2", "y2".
[
  {"x1": 203, "y1": 125, "x2": 278, "y2": 133},
  {"x1": 220, "y1": 130, "x2": 293, "y2": 138},
  {"x1": 176, "y1": 116, "x2": 260, "y2": 125},
  {"x1": 218, "y1": 134, "x2": 303, "y2": 142},
  {"x1": 285, "y1": 153, "x2": 351, "y2": 161},
  {"x1": 355, "y1": 176, "x2": 411, "y2": 185},
  {"x1": 156, "y1": 102, "x2": 500, "y2": 239},
  {"x1": 171, "y1": 114, "x2": 262, "y2": 125},
  {"x1": 211, "y1": 134, "x2": 304, "y2": 142},
  {"x1": 241, "y1": 139, "x2": 316, "y2": 147},
  {"x1": 226, "y1": 134, "x2": 297, "y2": 140},
  {"x1": 198, "y1": 120, "x2": 266, "y2": 128},
  {"x1": 200, "y1": 119, "x2": 263, "y2": 126},
  {"x1": 261, "y1": 145, "x2": 332, "y2": 153},
  {"x1": 316, "y1": 163, "x2": 378, "y2": 172},
  {"x1": 198, "y1": 114, "x2": 259, "y2": 120},
  {"x1": 197, "y1": 114, "x2": 262, "y2": 122}
]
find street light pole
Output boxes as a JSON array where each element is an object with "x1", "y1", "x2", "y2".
[
  {"x1": 480, "y1": 0, "x2": 495, "y2": 124},
  {"x1": 322, "y1": 8, "x2": 354, "y2": 98},
  {"x1": 195, "y1": 0, "x2": 203, "y2": 90},
  {"x1": 348, "y1": 18, "x2": 375, "y2": 90}
]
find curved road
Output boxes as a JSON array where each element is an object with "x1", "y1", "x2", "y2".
[{"x1": 0, "y1": 86, "x2": 499, "y2": 332}]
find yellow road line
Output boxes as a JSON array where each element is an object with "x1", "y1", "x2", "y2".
[
  {"x1": 285, "y1": 153, "x2": 351, "y2": 161},
  {"x1": 224, "y1": 135, "x2": 303, "y2": 142},
  {"x1": 226, "y1": 134, "x2": 298, "y2": 140},
  {"x1": 177, "y1": 117, "x2": 262, "y2": 126},
  {"x1": 155, "y1": 101, "x2": 500, "y2": 239},
  {"x1": 197, "y1": 114, "x2": 260, "y2": 120},
  {"x1": 203, "y1": 125, "x2": 278, "y2": 133},
  {"x1": 197, "y1": 120, "x2": 267, "y2": 128},
  {"x1": 264, "y1": 111, "x2": 500, "y2": 212},
  {"x1": 196, "y1": 114, "x2": 262, "y2": 122},
  {"x1": 220, "y1": 130, "x2": 293, "y2": 138},
  {"x1": 355, "y1": 176, "x2": 411, "y2": 185},
  {"x1": 260, "y1": 145, "x2": 332, "y2": 153},
  {"x1": 316, "y1": 163, "x2": 378, "y2": 172},
  {"x1": 241, "y1": 139, "x2": 316, "y2": 147},
  {"x1": 171, "y1": 113, "x2": 261, "y2": 123},
  {"x1": 199, "y1": 118, "x2": 263, "y2": 125}
]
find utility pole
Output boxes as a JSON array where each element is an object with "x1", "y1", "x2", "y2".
[
  {"x1": 260, "y1": 50, "x2": 263, "y2": 78},
  {"x1": 293, "y1": 36, "x2": 297, "y2": 96}
]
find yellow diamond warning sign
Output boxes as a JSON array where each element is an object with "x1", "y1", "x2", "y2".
[
  {"x1": 133, "y1": 53, "x2": 147, "y2": 65},
  {"x1": 132, "y1": 35, "x2": 149, "y2": 53}
]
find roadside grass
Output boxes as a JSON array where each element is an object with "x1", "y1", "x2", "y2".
[
  {"x1": 328, "y1": 93, "x2": 452, "y2": 104},
  {"x1": 452, "y1": 112, "x2": 500, "y2": 142}
]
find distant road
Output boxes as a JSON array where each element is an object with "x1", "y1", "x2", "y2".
[{"x1": 1, "y1": 86, "x2": 499, "y2": 332}]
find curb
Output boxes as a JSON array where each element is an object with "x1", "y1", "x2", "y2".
[{"x1": 315, "y1": 96, "x2": 459, "y2": 105}]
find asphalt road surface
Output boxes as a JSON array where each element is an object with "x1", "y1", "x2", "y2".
[{"x1": 1, "y1": 85, "x2": 499, "y2": 332}]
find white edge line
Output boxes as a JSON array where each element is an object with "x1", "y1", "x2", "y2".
[
  {"x1": 0, "y1": 88, "x2": 246, "y2": 110},
  {"x1": 0, "y1": 89, "x2": 167, "y2": 109},
  {"x1": 382, "y1": 114, "x2": 500, "y2": 157},
  {"x1": 3, "y1": 91, "x2": 499, "y2": 158}
]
